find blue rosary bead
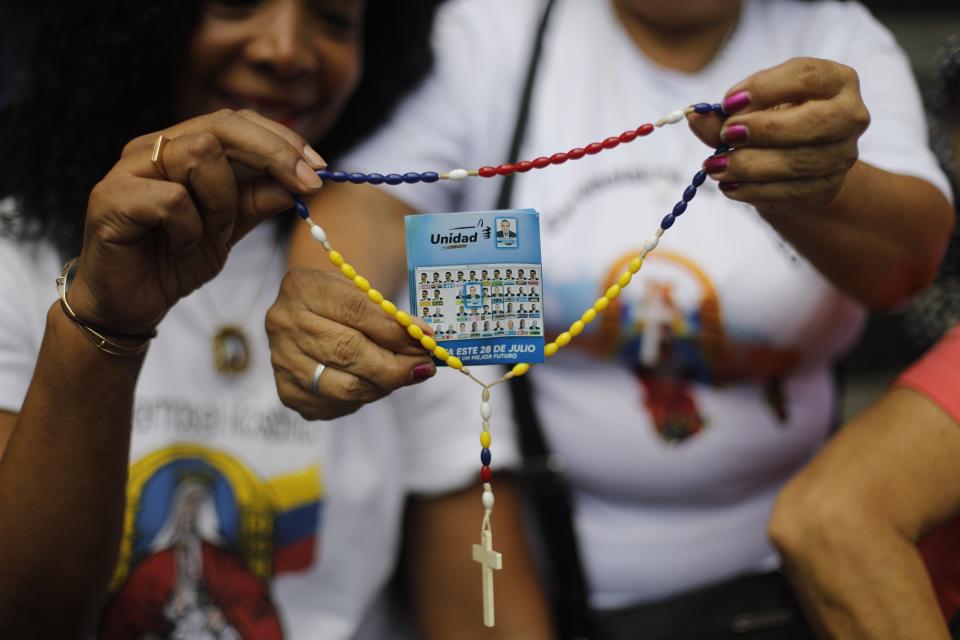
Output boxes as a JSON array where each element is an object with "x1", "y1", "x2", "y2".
[
  {"x1": 421, "y1": 171, "x2": 440, "y2": 183},
  {"x1": 715, "y1": 144, "x2": 731, "y2": 154},
  {"x1": 692, "y1": 170, "x2": 707, "y2": 187},
  {"x1": 682, "y1": 185, "x2": 697, "y2": 202},
  {"x1": 328, "y1": 171, "x2": 349, "y2": 182},
  {"x1": 348, "y1": 172, "x2": 367, "y2": 184},
  {"x1": 294, "y1": 197, "x2": 309, "y2": 219},
  {"x1": 692, "y1": 102, "x2": 714, "y2": 115},
  {"x1": 480, "y1": 448, "x2": 492, "y2": 465},
  {"x1": 367, "y1": 173, "x2": 385, "y2": 185},
  {"x1": 402, "y1": 172, "x2": 422, "y2": 184},
  {"x1": 712, "y1": 103, "x2": 725, "y2": 116},
  {"x1": 384, "y1": 174, "x2": 404, "y2": 185},
  {"x1": 672, "y1": 200, "x2": 688, "y2": 216},
  {"x1": 660, "y1": 213, "x2": 676, "y2": 230}
]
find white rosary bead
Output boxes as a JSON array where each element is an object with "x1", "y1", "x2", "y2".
[
  {"x1": 448, "y1": 168, "x2": 469, "y2": 181},
  {"x1": 310, "y1": 225, "x2": 327, "y2": 244},
  {"x1": 482, "y1": 491, "x2": 495, "y2": 510},
  {"x1": 643, "y1": 235, "x2": 659, "y2": 252},
  {"x1": 663, "y1": 110, "x2": 686, "y2": 124},
  {"x1": 480, "y1": 401, "x2": 492, "y2": 421}
]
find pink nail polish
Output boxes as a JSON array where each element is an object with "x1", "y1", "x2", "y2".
[
  {"x1": 722, "y1": 90, "x2": 751, "y2": 114},
  {"x1": 721, "y1": 124, "x2": 748, "y2": 145},
  {"x1": 702, "y1": 155, "x2": 729, "y2": 174},
  {"x1": 719, "y1": 182, "x2": 740, "y2": 193},
  {"x1": 410, "y1": 363, "x2": 436, "y2": 382}
]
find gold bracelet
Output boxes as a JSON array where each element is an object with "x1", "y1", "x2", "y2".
[{"x1": 55, "y1": 258, "x2": 155, "y2": 356}]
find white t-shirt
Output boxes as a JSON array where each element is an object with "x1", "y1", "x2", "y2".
[
  {"x1": 0, "y1": 208, "x2": 519, "y2": 638},
  {"x1": 341, "y1": 0, "x2": 950, "y2": 609}
]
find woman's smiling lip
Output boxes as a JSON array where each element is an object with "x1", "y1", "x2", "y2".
[{"x1": 213, "y1": 88, "x2": 316, "y2": 122}]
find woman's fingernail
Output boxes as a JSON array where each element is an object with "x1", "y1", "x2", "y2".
[
  {"x1": 722, "y1": 90, "x2": 751, "y2": 114},
  {"x1": 721, "y1": 124, "x2": 748, "y2": 145},
  {"x1": 302, "y1": 144, "x2": 327, "y2": 169},
  {"x1": 297, "y1": 160, "x2": 324, "y2": 189},
  {"x1": 719, "y1": 182, "x2": 740, "y2": 193},
  {"x1": 702, "y1": 155, "x2": 729, "y2": 174},
  {"x1": 410, "y1": 363, "x2": 436, "y2": 382}
]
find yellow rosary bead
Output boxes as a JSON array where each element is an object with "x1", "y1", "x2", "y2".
[
  {"x1": 618, "y1": 271, "x2": 632, "y2": 288},
  {"x1": 480, "y1": 431, "x2": 491, "y2": 448},
  {"x1": 512, "y1": 362, "x2": 531, "y2": 377},
  {"x1": 395, "y1": 311, "x2": 412, "y2": 327},
  {"x1": 353, "y1": 275, "x2": 371, "y2": 292},
  {"x1": 367, "y1": 289, "x2": 384, "y2": 304},
  {"x1": 629, "y1": 257, "x2": 643, "y2": 273},
  {"x1": 594, "y1": 297, "x2": 609, "y2": 312},
  {"x1": 328, "y1": 250, "x2": 344, "y2": 267},
  {"x1": 605, "y1": 284, "x2": 621, "y2": 300},
  {"x1": 555, "y1": 332, "x2": 571, "y2": 348},
  {"x1": 340, "y1": 263, "x2": 357, "y2": 280},
  {"x1": 447, "y1": 355, "x2": 464, "y2": 370},
  {"x1": 380, "y1": 300, "x2": 397, "y2": 316},
  {"x1": 407, "y1": 324, "x2": 424, "y2": 340},
  {"x1": 433, "y1": 346, "x2": 449, "y2": 360},
  {"x1": 420, "y1": 335, "x2": 437, "y2": 351},
  {"x1": 581, "y1": 308, "x2": 597, "y2": 324},
  {"x1": 545, "y1": 342, "x2": 559, "y2": 357},
  {"x1": 569, "y1": 320, "x2": 584, "y2": 337}
]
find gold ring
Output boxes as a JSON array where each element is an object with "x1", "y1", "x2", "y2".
[{"x1": 151, "y1": 134, "x2": 171, "y2": 180}]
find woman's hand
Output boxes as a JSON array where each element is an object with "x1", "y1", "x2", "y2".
[
  {"x1": 688, "y1": 57, "x2": 871, "y2": 214},
  {"x1": 68, "y1": 108, "x2": 327, "y2": 336},
  {"x1": 266, "y1": 269, "x2": 437, "y2": 421}
]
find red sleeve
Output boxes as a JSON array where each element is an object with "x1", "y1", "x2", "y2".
[{"x1": 895, "y1": 325, "x2": 960, "y2": 424}]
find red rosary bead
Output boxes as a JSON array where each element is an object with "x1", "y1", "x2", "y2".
[
  {"x1": 568, "y1": 147, "x2": 586, "y2": 160},
  {"x1": 550, "y1": 152, "x2": 568, "y2": 164},
  {"x1": 602, "y1": 136, "x2": 620, "y2": 149},
  {"x1": 585, "y1": 142, "x2": 604, "y2": 155},
  {"x1": 620, "y1": 130, "x2": 638, "y2": 143},
  {"x1": 478, "y1": 166, "x2": 497, "y2": 178},
  {"x1": 496, "y1": 163, "x2": 516, "y2": 176},
  {"x1": 637, "y1": 123, "x2": 654, "y2": 136},
  {"x1": 480, "y1": 465, "x2": 492, "y2": 482},
  {"x1": 532, "y1": 156, "x2": 551, "y2": 169},
  {"x1": 515, "y1": 160, "x2": 533, "y2": 173}
]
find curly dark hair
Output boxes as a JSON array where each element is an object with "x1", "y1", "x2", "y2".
[{"x1": 0, "y1": 0, "x2": 442, "y2": 258}]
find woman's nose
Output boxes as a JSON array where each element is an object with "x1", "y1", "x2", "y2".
[{"x1": 245, "y1": 0, "x2": 317, "y2": 78}]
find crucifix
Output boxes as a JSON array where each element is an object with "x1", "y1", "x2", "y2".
[
  {"x1": 633, "y1": 288, "x2": 676, "y2": 367},
  {"x1": 472, "y1": 502, "x2": 502, "y2": 627}
]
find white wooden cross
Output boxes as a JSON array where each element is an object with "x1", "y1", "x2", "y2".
[
  {"x1": 472, "y1": 526, "x2": 502, "y2": 627},
  {"x1": 633, "y1": 292, "x2": 675, "y2": 367}
]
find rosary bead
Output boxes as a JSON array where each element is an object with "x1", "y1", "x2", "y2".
[
  {"x1": 367, "y1": 289, "x2": 384, "y2": 304},
  {"x1": 692, "y1": 170, "x2": 707, "y2": 187},
  {"x1": 480, "y1": 465, "x2": 492, "y2": 483},
  {"x1": 550, "y1": 152, "x2": 568, "y2": 164},
  {"x1": 683, "y1": 185, "x2": 697, "y2": 201},
  {"x1": 585, "y1": 142, "x2": 604, "y2": 155},
  {"x1": 295, "y1": 201, "x2": 310, "y2": 219},
  {"x1": 395, "y1": 311, "x2": 412, "y2": 327},
  {"x1": 581, "y1": 308, "x2": 597, "y2": 324},
  {"x1": 481, "y1": 448, "x2": 492, "y2": 465},
  {"x1": 384, "y1": 174, "x2": 404, "y2": 185},
  {"x1": 482, "y1": 490, "x2": 495, "y2": 510},
  {"x1": 636, "y1": 123, "x2": 654, "y2": 136},
  {"x1": 329, "y1": 171, "x2": 349, "y2": 182},
  {"x1": 569, "y1": 320, "x2": 584, "y2": 337},
  {"x1": 421, "y1": 172, "x2": 440, "y2": 183},
  {"x1": 349, "y1": 172, "x2": 367, "y2": 184},
  {"x1": 715, "y1": 144, "x2": 731, "y2": 154},
  {"x1": 380, "y1": 300, "x2": 398, "y2": 316},
  {"x1": 447, "y1": 355, "x2": 464, "y2": 370},
  {"x1": 594, "y1": 297, "x2": 610, "y2": 312},
  {"x1": 619, "y1": 130, "x2": 638, "y2": 143},
  {"x1": 310, "y1": 225, "x2": 328, "y2": 244},
  {"x1": 556, "y1": 332, "x2": 572, "y2": 348},
  {"x1": 712, "y1": 103, "x2": 725, "y2": 115},
  {"x1": 512, "y1": 362, "x2": 530, "y2": 377},
  {"x1": 660, "y1": 213, "x2": 676, "y2": 230},
  {"x1": 496, "y1": 163, "x2": 516, "y2": 176},
  {"x1": 618, "y1": 271, "x2": 632, "y2": 288},
  {"x1": 605, "y1": 284, "x2": 621, "y2": 300},
  {"x1": 532, "y1": 156, "x2": 551, "y2": 169},
  {"x1": 480, "y1": 431, "x2": 492, "y2": 448},
  {"x1": 366, "y1": 173, "x2": 385, "y2": 185},
  {"x1": 692, "y1": 102, "x2": 714, "y2": 115},
  {"x1": 480, "y1": 401, "x2": 492, "y2": 420},
  {"x1": 482, "y1": 388, "x2": 490, "y2": 401},
  {"x1": 353, "y1": 275, "x2": 371, "y2": 292},
  {"x1": 328, "y1": 250, "x2": 345, "y2": 267},
  {"x1": 672, "y1": 201, "x2": 688, "y2": 216},
  {"x1": 421, "y1": 335, "x2": 437, "y2": 351},
  {"x1": 602, "y1": 136, "x2": 621, "y2": 149},
  {"x1": 403, "y1": 172, "x2": 422, "y2": 184},
  {"x1": 340, "y1": 263, "x2": 357, "y2": 279},
  {"x1": 568, "y1": 147, "x2": 586, "y2": 159},
  {"x1": 664, "y1": 110, "x2": 686, "y2": 124},
  {"x1": 544, "y1": 342, "x2": 559, "y2": 357},
  {"x1": 643, "y1": 235, "x2": 659, "y2": 252},
  {"x1": 408, "y1": 324, "x2": 424, "y2": 340},
  {"x1": 515, "y1": 160, "x2": 533, "y2": 173},
  {"x1": 433, "y1": 346, "x2": 449, "y2": 360},
  {"x1": 629, "y1": 257, "x2": 643, "y2": 273},
  {"x1": 477, "y1": 166, "x2": 497, "y2": 178}
]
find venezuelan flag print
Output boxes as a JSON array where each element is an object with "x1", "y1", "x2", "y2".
[{"x1": 99, "y1": 444, "x2": 322, "y2": 640}]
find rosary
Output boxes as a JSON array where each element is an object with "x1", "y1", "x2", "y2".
[{"x1": 294, "y1": 101, "x2": 729, "y2": 627}]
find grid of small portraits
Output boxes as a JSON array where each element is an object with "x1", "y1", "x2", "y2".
[{"x1": 415, "y1": 264, "x2": 542, "y2": 340}]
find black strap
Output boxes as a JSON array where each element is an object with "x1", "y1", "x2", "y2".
[{"x1": 495, "y1": 1, "x2": 594, "y2": 637}]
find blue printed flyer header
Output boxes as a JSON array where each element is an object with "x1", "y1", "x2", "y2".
[{"x1": 406, "y1": 209, "x2": 545, "y2": 366}]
